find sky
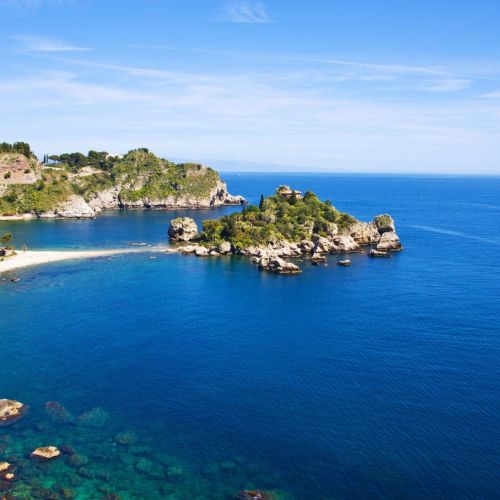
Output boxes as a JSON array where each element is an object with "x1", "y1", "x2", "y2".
[{"x1": 1, "y1": 0, "x2": 500, "y2": 173}]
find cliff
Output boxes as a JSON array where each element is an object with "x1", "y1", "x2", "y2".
[{"x1": 0, "y1": 145, "x2": 245, "y2": 218}]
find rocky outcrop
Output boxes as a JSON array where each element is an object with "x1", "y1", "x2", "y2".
[
  {"x1": 333, "y1": 235, "x2": 360, "y2": 252},
  {"x1": 168, "y1": 218, "x2": 199, "y2": 242},
  {"x1": 87, "y1": 187, "x2": 120, "y2": 213},
  {"x1": 374, "y1": 214, "x2": 395, "y2": 234},
  {"x1": 30, "y1": 446, "x2": 61, "y2": 461},
  {"x1": 252, "y1": 251, "x2": 301, "y2": 274},
  {"x1": 369, "y1": 249, "x2": 390, "y2": 257},
  {"x1": 350, "y1": 221, "x2": 380, "y2": 244},
  {"x1": 0, "y1": 399, "x2": 28, "y2": 426},
  {"x1": 40, "y1": 195, "x2": 95, "y2": 219},
  {"x1": 0, "y1": 154, "x2": 38, "y2": 185},
  {"x1": 376, "y1": 231, "x2": 402, "y2": 251}
]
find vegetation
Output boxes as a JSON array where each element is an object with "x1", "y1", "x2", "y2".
[
  {"x1": 0, "y1": 142, "x2": 35, "y2": 158},
  {"x1": 200, "y1": 187, "x2": 357, "y2": 250},
  {"x1": 0, "y1": 144, "x2": 223, "y2": 216}
]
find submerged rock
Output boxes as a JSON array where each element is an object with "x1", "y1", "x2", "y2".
[
  {"x1": 76, "y1": 407, "x2": 110, "y2": 428},
  {"x1": 134, "y1": 458, "x2": 165, "y2": 479},
  {"x1": 237, "y1": 490, "x2": 275, "y2": 500},
  {"x1": 0, "y1": 400, "x2": 28, "y2": 426},
  {"x1": 168, "y1": 217, "x2": 199, "y2": 242},
  {"x1": 30, "y1": 446, "x2": 61, "y2": 461},
  {"x1": 44, "y1": 401, "x2": 73, "y2": 423},
  {"x1": 114, "y1": 431, "x2": 137, "y2": 446}
]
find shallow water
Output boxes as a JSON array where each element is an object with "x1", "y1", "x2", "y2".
[{"x1": 1, "y1": 174, "x2": 500, "y2": 499}]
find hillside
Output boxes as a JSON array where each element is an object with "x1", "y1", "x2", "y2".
[{"x1": 0, "y1": 145, "x2": 245, "y2": 218}]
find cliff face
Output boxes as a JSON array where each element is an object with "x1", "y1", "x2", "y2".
[
  {"x1": 0, "y1": 148, "x2": 246, "y2": 218},
  {"x1": 0, "y1": 153, "x2": 39, "y2": 185}
]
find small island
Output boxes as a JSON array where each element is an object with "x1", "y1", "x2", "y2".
[
  {"x1": 168, "y1": 186, "x2": 402, "y2": 274},
  {"x1": 0, "y1": 142, "x2": 245, "y2": 219}
]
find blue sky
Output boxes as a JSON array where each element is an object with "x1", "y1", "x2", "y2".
[{"x1": 1, "y1": 0, "x2": 500, "y2": 173}]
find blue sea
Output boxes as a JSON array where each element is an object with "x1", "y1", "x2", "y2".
[{"x1": 1, "y1": 174, "x2": 499, "y2": 499}]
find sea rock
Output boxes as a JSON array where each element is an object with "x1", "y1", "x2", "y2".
[
  {"x1": 168, "y1": 217, "x2": 199, "y2": 242},
  {"x1": 312, "y1": 234, "x2": 336, "y2": 253},
  {"x1": 373, "y1": 214, "x2": 396, "y2": 234},
  {"x1": 134, "y1": 458, "x2": 165, "y2": 479},
  {"x1": 310, "y1": 253, "x2": 326, "y2": 263},
  {"x1": 338, "y1": 259, "x2": 351, "y2": 267},
  {"x1": 237, "y1": 490, "x2": 275, "y2": 500},
  {"x1": 0, "y1": 463, "x2": 11, "y2": 474},
  {"x1": 217, "y1": 241, "x2": 232, "y2": 254},
  {"x1": 76, "y1": 407, "x2": 110, "y2": 428},
  {"x1": 0, "y1": 400, "x2": 28, "y2": 426},
  {"x1": 256, "y1": 253, "x2": 301, "y2": 274},
  {"x1": 369, "y1": 249, "x2": 390, "y2": 257},
  {"x1": 44, "y1": 401, "x2": 73, "y2": 424},
  {"x1": 333, "y1": 235, "x2": 360, "y2": 252},
  {"x1": 194, "y1": 246, "x2": 209, "y2": 257},
  {"x1": 66, "y1": 454, "x2": 89, "y2": 468},
  {"x1": 114, "y1": 431, "x2": 137, "y2": 446},
  {"x1": 300, "y1": 239, "x2": 315, "y2": 253},
  {"x1": 42, "y1": 195, "x2": 95, "y2": 219},
  {"x1": 30, "y1": 446, "x2": 61, "y2": 461},
  {"x1": 224, "y1": 193, "x2": 247, "y2": 205},
  {"x1": 376, "y1": 231, "x2": 402, "y2": 251}
]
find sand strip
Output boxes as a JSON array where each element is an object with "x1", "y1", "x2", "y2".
[{"x1": 0, "y1": 246, "x2": 174, "y2": 274}]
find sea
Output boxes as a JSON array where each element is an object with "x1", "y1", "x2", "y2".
[{"x1": 0, "y1": 173, "x2": 499, "y2": 499}]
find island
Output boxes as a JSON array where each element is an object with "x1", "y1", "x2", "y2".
[
  {"x1": 0, "y1": 142, "x2": 246, "y2": 219},
  {"x1": 168, "y1": 186, "x2": 403, "y2": 274}
]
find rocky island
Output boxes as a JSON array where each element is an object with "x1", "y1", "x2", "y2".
[
  {"x1": 0, "y1": 142, "x2": 245, "y2": 219},
  {"x1": 168, "y1": 186, "x2": 402, "y2": 274}
]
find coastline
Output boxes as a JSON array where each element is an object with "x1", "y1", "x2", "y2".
[{"x1": 0, "y1": 246, "x2": 172, "y2": 274}]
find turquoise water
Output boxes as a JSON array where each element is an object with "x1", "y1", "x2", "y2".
[{"x1": 1, "y1": 174, "x2": 500, "y2": 499}]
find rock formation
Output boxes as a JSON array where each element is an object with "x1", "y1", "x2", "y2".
[
  {"x1": 30, "y1": 446, "x2": 61, "y2": 461},
  {"x1": 0, "y1": 399, "x2": 28, "y2": 426},
  {"x1": 252, "y1": 252, "x2": 301, "y2": 274},
  {"x1": 376, "y1": 231, "x2": 402, "y2": 251},
  {"x1": 168, "y1": 218, "x2": 199, "y2": 242},
  {"x1": 40, "y1": 195, "x2": 95, "y2": 219}
]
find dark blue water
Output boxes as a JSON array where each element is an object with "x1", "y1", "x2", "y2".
[{"x1": 1, "y1": 174, "x2": 499, "y2": 499}]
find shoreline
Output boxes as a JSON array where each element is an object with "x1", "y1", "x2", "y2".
[{"x1": 0, "y1": 246, "x2": 173, "y2": 274}]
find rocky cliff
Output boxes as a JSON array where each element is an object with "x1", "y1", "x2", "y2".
[{"x1": 0, "y1": 146, "x2": 246, "y2": 218}]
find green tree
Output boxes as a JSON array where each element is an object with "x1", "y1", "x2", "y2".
[{"x1": 259, "y1": 194, "x2": 265, "y2": 210}]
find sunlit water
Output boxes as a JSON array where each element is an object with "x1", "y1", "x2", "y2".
[{"x1": 1, "y1": 174, "x2": 499, "y2": 499}]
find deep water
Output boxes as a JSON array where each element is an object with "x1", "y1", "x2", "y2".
[{"x1": 1, "y1": 174, "x2": 499, "y2": 499}]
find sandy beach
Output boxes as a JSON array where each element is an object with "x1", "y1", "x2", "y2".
[{"x1": 0, "y1": 246, "x2": 173, "y2": 274}]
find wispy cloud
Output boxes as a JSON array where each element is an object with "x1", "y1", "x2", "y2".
[
  {"x1": 13, "y1": 35, "x2": 90, "y2": 52},
  {"x1": 222, "y1": 0, "x2": 272, "y2": 23},
  {"x1": 421, "y1": 78, "x2": 472, "y2": 92}
]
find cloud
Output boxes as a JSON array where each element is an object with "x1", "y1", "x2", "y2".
[
  {"x1": 13, "y1": 35, "x2": 90, "y2": 52},
  {"x1": 222, "y1": 0, "x2": 272, "y2": 23},
  {"x1": 422, "y1": 78, "x2": 472, "y2": 92}
]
